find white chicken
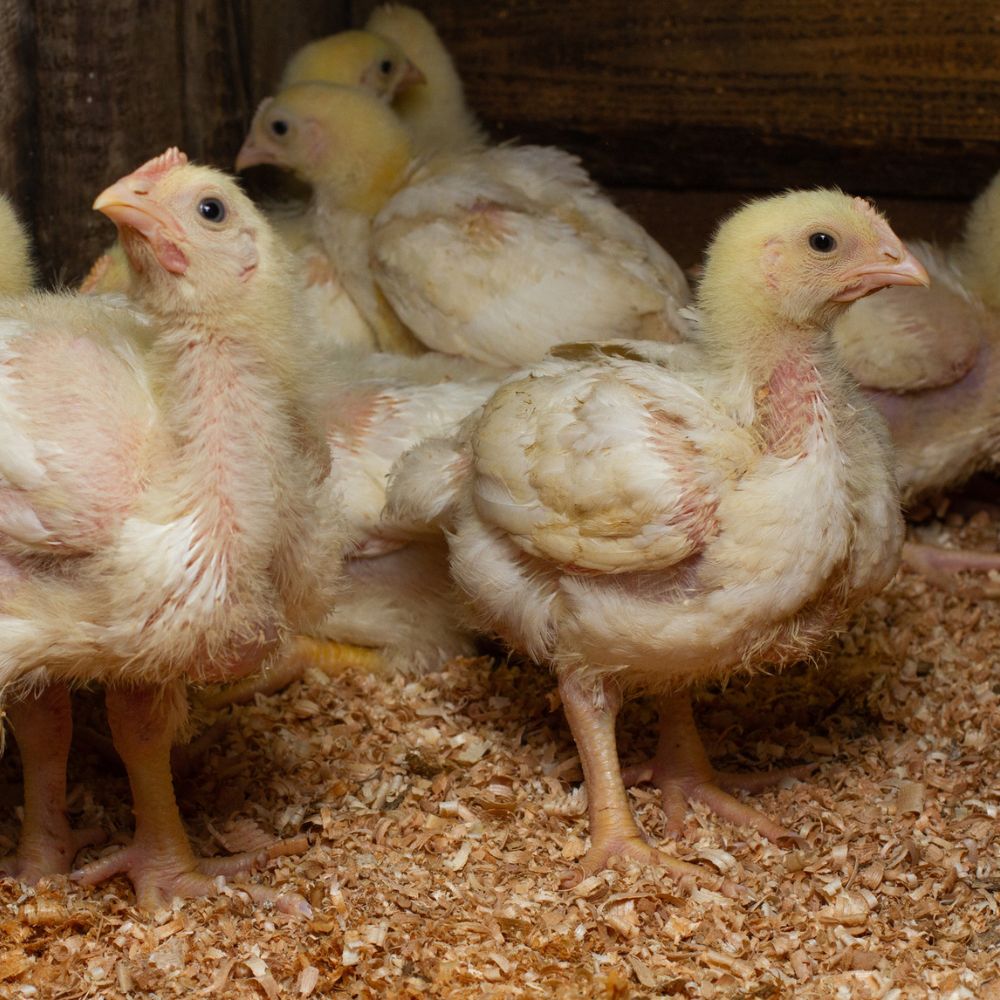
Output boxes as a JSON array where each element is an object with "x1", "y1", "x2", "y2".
[
  {"x1": 0, "y1": 150, "x2": 341, "y2": 910},
  {"x1": 833, "y1": 171, "x2": 1000, "y2": 579},
  {"x1": 235, "y1": 83, "x2": 691, "y2": 368},
  {"x1": 386, "y1": 190, "x2": 927, "y2": 880}
]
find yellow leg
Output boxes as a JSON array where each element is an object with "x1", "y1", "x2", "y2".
[
  {"x1": 196, "y1": 636, "x2": 387, "y2": 710},
  {"x1": 1, "y1": 685, "x2": 103, "y2": 881},
  {"x1": 73, "y1": 681, "x2": 309, "y2": 914},
  {"x1": 557, "y1": 674, "x2": 722, "y2": 890}
]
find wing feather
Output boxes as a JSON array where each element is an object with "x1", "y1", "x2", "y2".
[{"x1": 470, "y1": 359, "x2": 750, "y2": 573}]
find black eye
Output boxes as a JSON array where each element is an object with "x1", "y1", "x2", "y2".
[
  {"x1": 198, "y1": 197, "x2": 226, "y2": 223},
  {"x1": 809, "y1": 232, "x2": 837, "y2": 253},
  {"x1": 379, "y1": 59, "x2": 394, "y2": 74},
  {"x1": 270, "y1": 118, "x2": 289, "y2": 137}
]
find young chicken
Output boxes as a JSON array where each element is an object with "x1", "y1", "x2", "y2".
[
  {"x1": 0, "y1": 197, "x2": 99, "y2": 885},
  {"x1": 281, "y1": 28, "x2": 425, "y2": 103},
  {"x1": 235, "y1": 83, "x2": 691, "y2": 368},
  {"x1": 362, "y1": 4, "x2": 485, "y2": 155},
  {"x1": 833, "y1": 172, "x2": 1000, "y2": 579},
  {"x1": 280, "y1": 5, "x2": 483, "y2": 157},
  {"x1": 386, "y1": 191, "x2": 927, "y2": 881},
  {"x1": 0, "y1": 149, "x2": 340, "y2": 911}
]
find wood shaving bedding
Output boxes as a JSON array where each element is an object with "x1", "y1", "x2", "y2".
[{"x1": 2, "y1": 507, "x2": 1000, "y2": 998}]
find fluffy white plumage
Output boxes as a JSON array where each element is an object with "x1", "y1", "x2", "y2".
[
  {"x1": 236, "y1": 84, "x2": 691, "y2": 367},
  {"x1": 386, "y1": 190, "x2": 925, "y2": 881}
]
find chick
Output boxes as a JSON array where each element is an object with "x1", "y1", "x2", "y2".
[
  {"x1": 834, "y1": 173, "x2": 1000, "y2": 579},
  {"x1": 236, "y1": 83, "x2": 691, "y2": 367},
  {"x1": 0, "y1": 149, "x2": 340, "y2": 911},
  {"x1": 281, "y1": 29, "x2": 426, "y2": 109},
  {"x1": 0, "y1": 200, "x2": 99, "y2": 884},
  {"x1": 280, "y1": 5, "x2": 482, "y2": 157},
  {"x1": 386, "y1": 191, "x2": 926, "y2": 880},
  {"x1": 363, "y1": 4, "x2": 485, "y2": 155}
]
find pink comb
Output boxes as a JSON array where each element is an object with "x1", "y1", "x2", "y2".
[{"x1": 131, "y1": 147, "x2": 189, "y2": 182}]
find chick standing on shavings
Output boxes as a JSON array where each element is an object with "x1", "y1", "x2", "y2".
[
  {"x1": 0, "y1": 149, "x2": 342, "y2": 912},
  {"x1": 386, "y1": 190, "x2": 927, "y2": 883}
]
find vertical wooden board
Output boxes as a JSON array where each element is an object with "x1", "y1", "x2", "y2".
[
  {"x1": 0, "y1": 2, "x2": 35, "y2": 219},
  {"x1": 32, "y1": 0, "x2": 186, "y2": 282}
]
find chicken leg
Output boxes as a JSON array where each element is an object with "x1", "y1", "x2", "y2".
[
  {"x1": 902, "y1": 540, "x2": 1000, "y2": 595},
  {"x1": 73, "y1": 681, "x2": 309, "y2": 913},
  {"x1": 197, "y1": 636, "x2": 386, "y2": 710},
  {"x1": 557, "y1": 674, "x2": 723, "y2": 890},
  {"x1": 1, "y1": 685, "x2": 102, "y2": 881},
  {"x1": 622, "y1": 692, "x2": 802, "y2": 845}
]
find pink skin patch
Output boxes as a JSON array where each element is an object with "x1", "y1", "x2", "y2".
[
  {"x1": 463, "y1": 199, "x2": 512, "y2": 244},
  {"x1": 760, "y1": 354, "x2": 825, "y2": 457}
]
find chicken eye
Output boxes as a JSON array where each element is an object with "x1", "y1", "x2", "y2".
[
  {"x1": 809, "y1": 232, "x2": 837, "y2": 253},
  {"x1": 198, "y1": 197, "x2": 226, "y2": 223},
  {"x1": 270, "y1": 118, "x2": 289, "y2": 137},
  {"x1": 379, "y1": 59, "x2": 394, "y2": 75}
]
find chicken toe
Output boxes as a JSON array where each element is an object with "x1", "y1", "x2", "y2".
[
  {"x1": 74, "y1": 683, "x2": 307, "y2": 913},
  {"x1": 903, "y1": 540, "x2": 1000, "y2": 595},
  {"x1": 557, "y1": 675, "x2": 722, "y2": 891},
  {"x1": 623, "y1": 693, "x2": 803, "y2": 846},
  {"x1": 1, "y1": 685, "x2": 104, "y2": 882}
]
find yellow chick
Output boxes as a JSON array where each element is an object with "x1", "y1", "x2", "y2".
[
  {"x1": 0, "y1": 195, "x2": 34, "y2": 296},
  {"x1": 387, "y1": 191, "x2": 926, "y2": 882},
  {"x1": 281, "y1": 5, "x2": 483, "y2": 157},
  {"x1": 236, "y1": 83, "x2": 691, "y2": 368}
]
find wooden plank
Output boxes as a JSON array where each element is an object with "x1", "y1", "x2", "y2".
[
  {"x1": 373, "y1": 0, "x2": 1000, "y2": 200},
  {"x1": 0, "y1": 3, "x2": 35, "y2": 220},
  {"x1": 16, "y1": 0, "x2": 350, "y2": 284}
]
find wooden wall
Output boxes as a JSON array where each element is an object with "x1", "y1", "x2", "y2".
[{"x1": 1, "y1": 1, "x2": 997, "y2": 282}]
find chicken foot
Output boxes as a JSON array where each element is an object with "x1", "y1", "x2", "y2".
[
  {"x1": 0, "y1": 685, "x2": 104, "y2": 881},
  {"x1": 902, "y1": 540, "x2": 1000, "y2": 596},
  {"x1": 197, "y1": 636, "x2": 386, "y2": 710},
  {"x1": 621, "y1": 692, "x2": 803, "y2": 846},
  {"x1": 72, "y1": 681, "x2": 310, "y2": 914},
  {"x1": 557, "y1": 674, "x2": 734, "y2": 893}
]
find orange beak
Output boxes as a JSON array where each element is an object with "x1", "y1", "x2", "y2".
[
  {"x1": 833, "y1": 242, "x2": 930, "y2": 303},
  {"x1": 93, "y1": 179, "x2": 189, "y2": 275}
]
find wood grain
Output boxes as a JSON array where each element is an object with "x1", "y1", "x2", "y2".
[
  {"x1": 3, "y1": 1, "x2": 349, "y2": 284},
  {"x1": 359, "y1": 1, "x2": 1000, "y2": 199}
]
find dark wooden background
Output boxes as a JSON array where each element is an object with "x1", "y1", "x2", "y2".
[{"x1": 1, "y1": 0, "x2": 997, "y2": 283}]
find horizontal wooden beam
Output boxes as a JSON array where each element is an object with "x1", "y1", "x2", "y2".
[{"x1": 406, "y1": 1, "x2": 1000, "y2": 200}]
